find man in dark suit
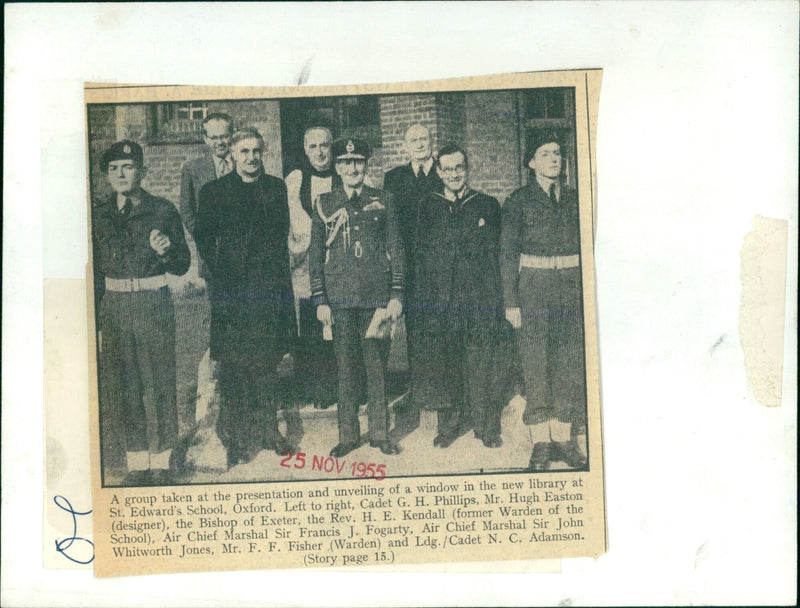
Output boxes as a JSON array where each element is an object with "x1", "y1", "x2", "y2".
[
  {"x1": 383, "y1": 124, "x2": 442, "y2": 254},
  {"x1": 179, "y1": 113, "x2": 234, "y2": 241},
  {"x1": 383, "y1": 124, "x2": 443, "y2": 435},
  {"x1": 409, "y1": 144, "x2": 506, "y2": 448},
  {"x1": 195, "y1": 128, "x2": 296, "y2": 468},
  {"x1": 93, "y1": 140, "x2": 191, "y2": 485},
  {"x1": 308, "y1": 138, "x2": 405, "y2": 458},
  {"x1": 501, "y1": 131, "x2": 587, "y2": 472}
]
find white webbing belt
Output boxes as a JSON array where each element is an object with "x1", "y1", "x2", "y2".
[
  {"x1": 519, "y1": 254, "x2": 580, "y2": 270},
  {"x1": 105, "y1": 275, "x2": 168, "y2": 292}
]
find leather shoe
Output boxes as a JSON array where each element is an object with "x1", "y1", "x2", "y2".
[
  {"x1": 433, "y1": 433, "x2": 457, "y2": 448},
  {"x1": 553, "y1": 441, "x2": 586, "y2": 469},
  {"x1": 227, "y1": 448, "x2": 250, "y2": 469},
  {"x1": 528, "y1": 442, "x2": 551, "y2": 472},
  {"x1": 330, "y1": 442, "x2": 358, "y2": 458},
  {"x1": 481, "y1": 433, "x2": 503, "y2": 448},
  {"x1": 263, "y1": 431, "x2": 291, "y2": 455},
  {"x1": 121, "y1": 469, "x2": 151, "y2": 487},
  {"x1": 149, "y1": 469, "x2": 174, "y2": 486},
  {"x1": 370, "y1": 440, "x2": 401, "y2": 455}
]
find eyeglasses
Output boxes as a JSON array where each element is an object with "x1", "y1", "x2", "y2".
[
  {"x1": 440, "y1": 165, "x2": 466, "y2": 175},
  {"x1": 205, "y1": 135, "x2": 230, "y2": 141}
]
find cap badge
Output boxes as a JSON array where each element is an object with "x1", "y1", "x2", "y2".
[
  {"x1": 123, "y1": 144, "x2": 131, "y2": 154},
  {"x1": 346, "y1": 140, "x2": 355, "y2": 153}
]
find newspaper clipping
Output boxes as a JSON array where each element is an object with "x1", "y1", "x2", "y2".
[{"x1": 85, "y1": 70, "x2": 605, "y2": 576}]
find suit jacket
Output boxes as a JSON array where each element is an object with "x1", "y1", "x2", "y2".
[
  {"x1": 195, "y1": 171, "x2": 295, "y2": 364},
  {"x1": 412, "y1": 187, "x2": 503, "y2": 337},
  {"x1": 500, "y1": 181, "x2": 581, "y2": 308},
  {"x1": 308, "y1": 186, "x2": 404, "y2": 309},
  {"x1": 383, "y1": 162, "x2": 443, "y2": 255},
  {"x1": 179, "y1": 154, "x2": 219, "y2": 237}
]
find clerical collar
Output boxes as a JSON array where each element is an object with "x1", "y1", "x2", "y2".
[
  {"x1": 535, "y1": 174, "x2": 560, "y2": 200},
  {"x1": 343, "y1": 185, "x2": 363, "y2": 200},
  {"x1": 117, "y1": 192, "x2": 141, "y2": 211},
  {"x1": 237, "y1": 169, "x2": 262, "y2": 183},
  {"x1": 307, "y1": 163, "x2": 335, "y2": 178},
  {"x1": 412, "y1": 157, "x2": 434, "y2": 177}
]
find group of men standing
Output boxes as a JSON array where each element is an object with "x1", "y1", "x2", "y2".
[{"x1": 93, "y1": 111, "x2": 587, "y2": 486}]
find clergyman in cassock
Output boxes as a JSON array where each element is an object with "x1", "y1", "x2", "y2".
[
  {"x1": 501, "y1": 131, "x2": 587, "y2": 472},
  {"x1": 308, "y1": 138, "x2": 404, "y2": 458},
  {"x1": 407, "y1": 144, "x2": 506, "y2": 448},
  {"x1": 195, "y1": 128, "x2": 296, "y2": 468},
  {"x1": 93, "y1": 140, "x2": 191, "y2": 485},
  {"x1": 284, "y1": 126, "x2": 340, "y2": 409}
]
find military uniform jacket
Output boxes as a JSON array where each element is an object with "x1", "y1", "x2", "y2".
[
  {"x1": 195, "y1": 171, "x2": 295, "y2": 364},
  {"x1": 412, "y1": 188, "x2": 503, "y2": 336},
  {"x1": 500, "y1": 181, "x2": 581, "y2": 308},
  {"x1": 92, "y1": 189, "x2": 191, "y2": 298},
  {"x1": 309, "y1": 186, "x2": 404, "y2": 309}
]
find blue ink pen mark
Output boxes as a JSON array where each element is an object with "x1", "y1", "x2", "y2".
[{"x1": 54, "y1": 495, "x2": 95, "y2": 564}]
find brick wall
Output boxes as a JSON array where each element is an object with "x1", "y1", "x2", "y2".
[
  {"x1": 435, "y1": 92, "x2": 467, "y2": 150},
  {"x1": 379, "y1": 94, "x2": 439, "y2": 173},
  {"x1": 464, "y1": 91, "x2": 523, "y2": 204}
]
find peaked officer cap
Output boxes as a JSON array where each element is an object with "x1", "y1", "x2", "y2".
[
  {"x1": 332, "y1": 138, "x2": 371, "y2": 161},
  {"x1": 102, "y1": 140, "x2": 144, "y2": 169}
]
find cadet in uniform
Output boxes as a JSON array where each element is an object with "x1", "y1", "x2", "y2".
[
  {"x1": 309, "y1": 138, "x2": 404, "y2": 458},
  {"x1": 410, "y1": 145, "x2": 506, "y2": 448},
  {"x1": 92, "y1": 140, "x2": 191, "y2": 486},
  {"x1": 501, "y1": 131, "x2": 587, "y2": 471}
]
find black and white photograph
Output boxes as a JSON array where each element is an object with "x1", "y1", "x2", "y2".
[{"x1": 88, "y1": 82, "x2": 599, "y2": 488}]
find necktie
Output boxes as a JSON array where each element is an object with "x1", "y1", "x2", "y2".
[
  {"x1": 121, "y1": 197, "x2": 132, "y2": 217},
  {"x1": 416, "y1": 166, "x2": 425, "y2": 181},
  {"x1": 549, "y1": 183, "x2": 558, "y2": 204},
  {"x1": 218, "y1": 158, "x2": 229, "y2": 177}
]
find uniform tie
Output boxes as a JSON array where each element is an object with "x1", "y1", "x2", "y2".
[
  {"x1": 121, "y1": 197, "x2": 132, "y2": 217},
  {"x1": 549, "y1": 183, "x2": 558, "y2": 204}
]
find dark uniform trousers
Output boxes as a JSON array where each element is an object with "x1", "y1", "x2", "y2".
[
  {"x1": 517, "y1": 266, "x2": 585, "y2": 425},
  {"x1": 99, "y1": 288, "x2": 178, "y2": 454},
  {"x1": 293, "y1": 299, "x2": 339, "y2": 407},
  {"x1": 331, "y1": 308, "x2": 391, "y2": 445}
]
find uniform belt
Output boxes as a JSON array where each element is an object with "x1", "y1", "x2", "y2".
[
  {"x1": 519, "y1": 253, "x2": 580, "y2": 270},
  {"x1": 105, "y1": 275, "x2": 168, "y2": 292}
]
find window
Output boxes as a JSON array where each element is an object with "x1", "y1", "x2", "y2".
[
  {"x1": 520, "y1": 88, "x2": 577, "y2": 187},
  {"x1": 174, "y1": 102, "x2": 208, "y2": 121},
  {"x1": 145, "y1": 101, "x2": 210, "y2": 143}
]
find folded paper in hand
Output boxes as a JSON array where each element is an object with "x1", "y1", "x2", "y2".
[{"x1": 365, "y1": 307, "x2": 394, "y2": 339}]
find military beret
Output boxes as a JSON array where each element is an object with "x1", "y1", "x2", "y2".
[
  {"x1": 332, "y1": 138, "x2": 371, "y2": 161},
  {"x1": 102, "y1": 140, "x2": 143, "y2": 170},
  {"x1": 524, "y1": 130, "x2": 562, "y2": 167}
]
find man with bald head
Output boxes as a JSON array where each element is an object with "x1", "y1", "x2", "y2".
[{"x1": 384, "y1": 124, "x2": 443, "y2": 434}]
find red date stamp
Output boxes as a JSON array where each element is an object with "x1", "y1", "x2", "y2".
[{"x1": 279, "y1": 451, "x2": 386, "y2": 481}]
